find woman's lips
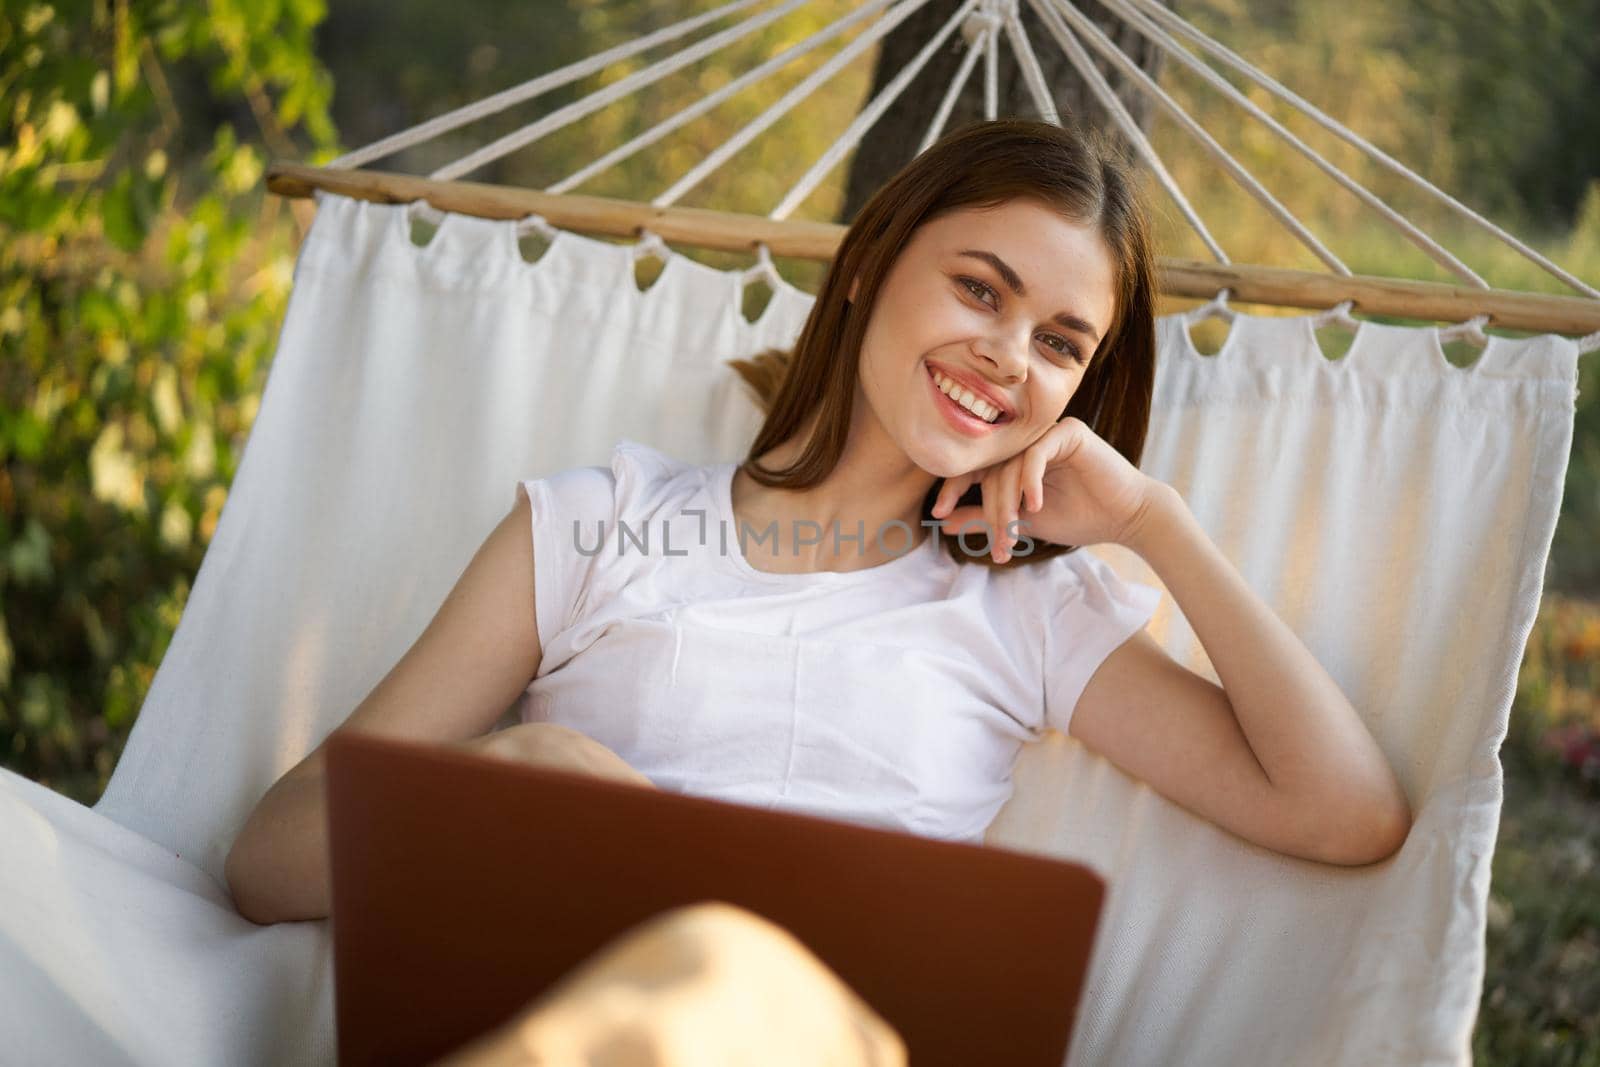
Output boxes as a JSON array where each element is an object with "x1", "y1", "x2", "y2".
[{"x1": 926, "y1": 363, "x2": 1009, "y2": 436}]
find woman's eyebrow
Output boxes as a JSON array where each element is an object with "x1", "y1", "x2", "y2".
[{"x1": 956, "y1": 248, "x2": 1102, "y2": 344}]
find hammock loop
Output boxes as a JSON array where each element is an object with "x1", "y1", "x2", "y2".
[
  {"x1": 1312, "y1": 299, "x2": 1360, "y2": 331},
  {"x1": 965, "y1": 0, "x2": 1013, "y2": 44},
  {"x1": 631, "y1": 228, "x2": 672, "y2": 264},
  {"x1": 962, "y1": 8, "x2": 1002, "y2": 45},
  {"x1": 405, "y1": 200, "x2": 447, "y2": 228},
  {"x1": 1186, "y1": 286, "x2": 1236, "y2": 324},
  {"x1": 1438, "y1": 312, "x2": 1491, "y2": 348},
  {"x1": 405, "y1": 199, "x2": 558, "y2": 245},
  {"x1": 516, "y1": 213, "x2": 560, "y2": 242},
  {"x1": 741, "y1": 241, "x2": 784, "y2": 292}
]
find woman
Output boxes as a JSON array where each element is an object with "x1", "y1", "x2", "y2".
[{"x1": 225, "y1": 119, "x2": 1412, "y2": 927}]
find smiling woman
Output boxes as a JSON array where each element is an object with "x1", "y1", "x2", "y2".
[
  {"x1": 713, "y1": 118, "x2": 1408, "y2": 866},
  {"x1": 854, "y1": 200, "x2": 1118, "y2": 464},
  {"x1": 729, "y1": 119, "x2": 1158, "y2": 572},
  {"x1": 228, "y1": 119, "x2": 1409, "y2": 932}
]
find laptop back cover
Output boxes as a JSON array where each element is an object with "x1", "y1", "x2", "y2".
[{"x1": 324, "y1": 731, "x2": 1106, "y2": 1066}]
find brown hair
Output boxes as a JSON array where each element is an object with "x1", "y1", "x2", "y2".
[{"x1": 726, "y1": 118, "x2": 1158, "y2": 568}]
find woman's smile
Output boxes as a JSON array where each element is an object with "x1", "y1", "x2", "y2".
[{"x1": 925, "y1": 361, "x2": 1013, "y2": 437}]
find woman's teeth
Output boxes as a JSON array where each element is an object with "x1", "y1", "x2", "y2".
[{"x1": 932, "y1": 369, "x2": 1004, "y2": 423}]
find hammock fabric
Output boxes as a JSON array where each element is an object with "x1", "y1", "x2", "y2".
[{"x1": 0, "y1": 192, "x2": 1580, "y2": 1064}]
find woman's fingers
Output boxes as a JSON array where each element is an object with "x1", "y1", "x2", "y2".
[
  {"x1": 1021, "y1": 445, "x2": 1048, "y2": 514},
  {"x1": 995, "y1": 460, "x2": 1024, "y2": 560},
  {"x1": 563, "y1": 732, "x2": 659, "y2": 790},
  {"x1": 933, "y1": 465, "x2": 986, "y2": 519},
  {"x1": 477, "y1": 723, "x2": 658, "y2": 789},
  {"x1": 982, "y1": 467, "x2": 1004, "y2": 562},
  {"x1": 984, "y1": 459, "x2": 1026, "y2": 562}
]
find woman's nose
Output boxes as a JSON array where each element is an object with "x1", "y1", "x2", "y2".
[{"x1": 975, "y1": 329, "x2": 1029, "y2": 383}]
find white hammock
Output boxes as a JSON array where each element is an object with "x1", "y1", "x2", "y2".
[
  {"x1": 6, "y1": 0, "x2": 1596, "y2": 1060},
  {"x1": 0, "y1": 191, "x2": 1580, "y2": 1064}
]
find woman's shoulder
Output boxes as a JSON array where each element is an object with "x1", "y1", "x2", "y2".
[
  {"x1": 610, "y1": 437, "x2": 690, "y2": 474},
  {"x1": 531, "y1": 438, "x2": 707, "y2": 512},
  {"x1": 991, "y1": 545, "x2": 1162, "y2": 615},
  {"x1": 1037, "y1": 548, "x2": 1165, "y2": 628},
  {"x1": 607, "y1": 437, "x2": 718, "y2": 517}
]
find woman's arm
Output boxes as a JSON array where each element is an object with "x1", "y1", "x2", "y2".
[
  {"x1": 226, "y1": 489, "x2": 549, "y2": 924},
  {"x1": 225, "y1": 724, "x2": 653, "y2": 925},
  {"x1": 940, "y1": 416, "x2": 1411, "y2": 865},
  {"x1": 225, "y1": 746, "x2": 335, "y2": 925},
  {"x1": 1088, "y1": 486, "x2": 1414, "y2": 870}
]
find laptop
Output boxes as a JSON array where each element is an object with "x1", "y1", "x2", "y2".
[{"x1": 323, "y1": 730, "x2": 1107, "y2": 1066}]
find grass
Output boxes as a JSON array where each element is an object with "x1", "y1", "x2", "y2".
[
  {"x1": 20, "y1": 587, "x2": 1600, "y2": 1061},
  {"x1": 1475, "y1": 591, "x2": 1600, "y2": 1064},
  {"x1": 1479, "y1": 747, "x2": 1600, "y2": 1063}
]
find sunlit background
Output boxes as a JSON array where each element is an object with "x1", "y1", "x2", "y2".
[{"x1": 2, "y1": 0, "x2": 1596, "y2": 1058}]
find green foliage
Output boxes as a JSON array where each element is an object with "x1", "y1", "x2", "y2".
[
  {"x1": 1474, "y1": 592, "x2": 1600, "y2": 1062},
  {"x1": 1481, "y1": 748, "x2": 1600, "y2": 1063},
  {"x1": 0, "y1": 0, "x2": 338, "y2": 801},
  {"x1": 1507, "y1": 594, "x2": 1600, "y2": 780},
  {"x1": 318, "y1": 0, "x2": 874, "y2": 229},
  {"x1": 0, "y1": 1, "x2": 1596, "y2": 1059},
  {"x1": 1405, "y1": 0, "x2": 1600, "y2": 234}
]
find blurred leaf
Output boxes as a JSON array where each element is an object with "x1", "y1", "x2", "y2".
[
  {"x1": 0, "y1": 616, "x2": 13, "y2": 689},
  {"x1": 100, "y1": 171, "x2": 148, "y2": 252},
  {"x1": 0, "y1": 0, "x2": 339, "y2": 803},
  {"x1": 6, "y1": 520, "x2": 55, "y2": 586}
]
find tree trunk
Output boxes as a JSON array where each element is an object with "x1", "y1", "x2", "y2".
[{"x1": 839, "y1": 0, "x2": 1175, "y2": 223}]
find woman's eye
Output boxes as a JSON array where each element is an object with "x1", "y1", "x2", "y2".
[
  {"x1": 1038, "y1": 333, "x2": 1084, "y2": 364},
  {"x1": 958, "y1": 276, "x2": 997, "y2": 306}
]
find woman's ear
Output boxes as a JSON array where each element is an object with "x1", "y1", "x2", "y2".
[{"x1": 847, "y1": 275, "x2": 860, "y2": 303}]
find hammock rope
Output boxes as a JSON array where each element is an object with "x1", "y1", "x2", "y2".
[
  {"x1": 1119, "y1": 0, "x2": 1600, "y2": 300},
  {"x1": 1001, "y1": 3, "x2": 1061, "y2": 126},
  {"x1": 983, "y1": 6, "x2": 999, "y2": 117},
  {"x1": 433, "y1": 0, "x2": 819, "y2": 183},
  {"x1": 1022, "y1": 0, "x2": 1227, "y2": 262},
  {"x1": 1043, "y1": 0, "x2": 1349, "y2": 274},
  {"x1": 295, "y1": 0, "x2": 1599, "y2": 341},
  {"x1": 919, "y1": 17, "x2": 990, "y2": 152},
  {"x1": 655, "y1": 0, "x2": 937, "y2": 210},
  {"x1": 329, "y1": 0, "x2": 770, "y2": 171},
  {"x1": 549, "y1": 0, "x2": 903, "y2": 197},
  {"x1": 771, "y1": 0, "x2": 981, "y2": 219},
  {"x1": 1098, "y1": 0, "x2": 1485, "y2": 289}
]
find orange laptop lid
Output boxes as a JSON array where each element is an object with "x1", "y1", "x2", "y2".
[{"x1": 324, "y1": 730, "x2": 1106, "y2": 1066}]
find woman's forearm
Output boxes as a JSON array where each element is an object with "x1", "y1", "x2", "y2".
[
  {"x1": 1126, "y1": 483, "x2": 1413, "y2": 852},
  {"x1": 224, "y1": 724, "x2": 653, "y2": 925},
  {"x1": 225, "y1": 752, "x2": 335, "y2": 925}
]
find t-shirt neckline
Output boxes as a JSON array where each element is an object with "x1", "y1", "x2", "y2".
[{"x1": 710, "y1": 459, "x2": 941, "y2": 584}]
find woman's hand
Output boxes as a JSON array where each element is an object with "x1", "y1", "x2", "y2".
[
  {"x1": 931, "y1": 416, "x2": 1165, "y2": 562},
  {"x1": 457, "y1": 722, "x2": 658, "y2": 790}
]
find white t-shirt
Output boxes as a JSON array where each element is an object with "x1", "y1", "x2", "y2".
[{"x1": 516, "y1": 438, "x2": 1162, "y2": 844}]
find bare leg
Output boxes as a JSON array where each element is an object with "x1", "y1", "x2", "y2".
[{"x1": 430, "y1": 901, "x2": 906, "y2": 1067}]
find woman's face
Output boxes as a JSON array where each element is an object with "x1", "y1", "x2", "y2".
[{"x1": 851, "y1": 197, "x2": 1118, "y2": 479}]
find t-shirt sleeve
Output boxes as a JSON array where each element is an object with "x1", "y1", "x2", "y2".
[
  {"x1": 1041, "y1": 550, "x2": 1164, "y2": 738},
  {"x1": 514, "y1": 462, "x2": 618, "y2": 655}
]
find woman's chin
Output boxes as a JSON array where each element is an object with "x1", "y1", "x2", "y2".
[{"x1": 907, "y1": 435, "x2": 997, "y2": 479}]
